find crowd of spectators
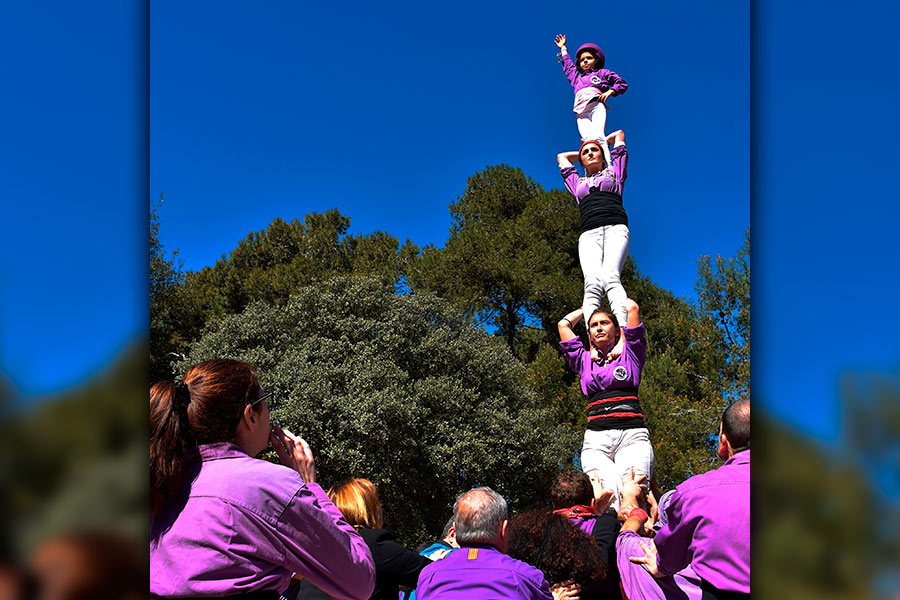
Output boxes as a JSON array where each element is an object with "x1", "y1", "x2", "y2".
[{"x1": 148, "y1": 359, "x2": 750, "y2": 600}]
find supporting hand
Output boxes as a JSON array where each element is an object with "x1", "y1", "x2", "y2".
[
  {"x1": 629, "y1": 539, "x2": 660, "y2": 577},
  {"x1": 605, "y1": 335, "x2": 624, "y2": 363}
]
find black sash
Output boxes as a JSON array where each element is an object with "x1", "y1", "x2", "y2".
[{"x1": 579, "y1": 190, "x2": 627, "y2": 233}]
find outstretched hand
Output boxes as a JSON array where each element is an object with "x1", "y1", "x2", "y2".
[
  {"x1": 620, "y1": 467, "x2": 648, "y2": 500},
  {"x1": 629, "y1": 539, "x2": 660, "y2": 577},
  {"x1": 269, "y1": 424, "x2": 316, "y2": 483},
  {"x1": 555, "y1": 34, "x2": 567, "y2": 49},
  {"x1": 592, "y1": 488, "x2": 617, "y2": 514}
]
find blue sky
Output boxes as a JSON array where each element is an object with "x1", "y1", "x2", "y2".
[{"x1": 2, "y1": 0, "x2": 899, "y2": 449}]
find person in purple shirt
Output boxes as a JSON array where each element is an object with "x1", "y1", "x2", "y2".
[
  {"x1": 628, "y1": 400, "x2": 751, "y2": 600},
  {"x1": 557, "y1": 130, "x2": 630, "y2": 335},
  {"x1": 150, "y1": 359, "x2": 375, "y2": 599},
  {"x1": 416, "y1": 487, "x2": 552, "y2": 600},
  {"x1": 554, "y1": 34, "x2": 628, "y2": 168},
  {"x1": 616, "y1": 474, "x2": 701, "y2": 600},
  {"x1": 558, "y1": 298, "x2": 654, "y2": 510}
]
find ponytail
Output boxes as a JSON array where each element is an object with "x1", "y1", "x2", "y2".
[
  {"x1": 150, "y1": 380, "x2": 196, "y2": 515},
  {"x1": 149, "y1": 359, "x2": 260, "y2": 515}
]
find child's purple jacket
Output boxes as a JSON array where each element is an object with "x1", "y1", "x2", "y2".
[{"x1": 560, "y1": 53, "x2": 628, "y2": 96}]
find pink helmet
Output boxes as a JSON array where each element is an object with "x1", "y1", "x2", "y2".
[{"x1": 575, "y1": 43, "x2": 605, "y2": 71}]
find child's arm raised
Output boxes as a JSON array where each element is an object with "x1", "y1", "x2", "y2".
[
  {"x1": 554, "y1": 34, "x2": 568, "y2": 55},
  {"x1": 555, "y1": 34, "x2": 578, "y2": 86}
]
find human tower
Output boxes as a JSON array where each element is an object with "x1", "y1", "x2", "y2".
[{"x1": 551, "y1": 33, "x2": 652, "y2": 507}]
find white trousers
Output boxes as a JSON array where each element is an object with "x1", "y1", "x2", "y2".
[
  {"x1": 576, "y1": 101, "x2": 612, "y2": 168},
  {"x1": 581, "y1": 427, "x2": 655, "y2": 510},
  {"x1": 578, "y1": 224, "x2": 630, "y2": 327}
]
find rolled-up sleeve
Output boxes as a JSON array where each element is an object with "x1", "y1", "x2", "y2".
[
  {"x1": 560, "y1": 164, "x2": 581, "y2": 201},
  {"x1": 610, "y1": 144, "x2": 628, "y2": 185},
  {"x1": 559, "y1": 337, "x2": 587, "y2": 374},
  {"x1": 622, "y1": 322, "x2": 646, "y2": 368},
  {"x1": 606, "y1": 70, "x2": 628, "y2": 95}
]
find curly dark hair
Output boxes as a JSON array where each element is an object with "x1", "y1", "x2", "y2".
[{"x1": 507, "y1": 508, "x2": 607, "y2": 587}]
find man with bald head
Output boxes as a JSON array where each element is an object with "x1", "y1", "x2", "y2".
[
  {"x1": 630, "y1": 399, "x2": 751, "y2": 599},
  {"x1": 416, "y1": 486, "x2": 552, "y2": 599}
]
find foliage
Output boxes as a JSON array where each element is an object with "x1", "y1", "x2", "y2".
[
  {"x1": 756, "y1": 414, "x2": 879, "y2": 600},
  {"x1": 408, "y1": 166, "x2": 582, "y2": 360},
  {"x1": 150, "y1": 205, "x2": 418, "y2": 383},
  {"x1": 153, "y1": 165, "x2": 751, "y2": 517},
  {"x1": 187, "y1": 209, "x2": 418, "y2": 319},
  {"x1": 150, "y1": 197, "x2": 199, "y2": 383},
  {"x1": 695, "y1": 227, "x2": 750, "y2": 401},
  {"x1": 0, "y1": 342, "x2": 147, "y2": 557},
  {"x1": 180, "y1": 276, "x2": 581, "y2": 544}
]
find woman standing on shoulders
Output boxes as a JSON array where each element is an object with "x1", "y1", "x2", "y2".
[
  {"x1": 557, "y1": 299, "x2": 653, "y2": 509},
  {"x1": 558, "y1": 129, "x2": 630, "y2": 361}
]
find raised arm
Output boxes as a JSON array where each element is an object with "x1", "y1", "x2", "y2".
[
  {"x1": 623, "y1": 298, "x2": 639, "y2": 328},
  {"x1": 606, "y1": 129, "x2": 625, "y2": 147},
  {"x1": 557, "y1": 150, "x2": 580, "y2": 168},
  {"x1": 558, "y1": 308, "x2": 584, "y2": 342}
]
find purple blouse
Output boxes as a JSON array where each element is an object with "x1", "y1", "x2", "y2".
[
  {"x1": 559, "y1": 323, "x2": 646, "y2": 397},
  {"x1": 150, "y1": 442, "x2": 375, "y2": 599},
  {"x1": 561, "y1": 144, "x2": 629, "y2": 201}
]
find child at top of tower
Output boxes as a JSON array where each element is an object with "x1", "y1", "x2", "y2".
[{"x1": 554, "y1": 34, "x2": 627, "y2": 168}]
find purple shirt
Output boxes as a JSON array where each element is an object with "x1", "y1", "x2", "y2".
[
  {"x1": 150, "y1": 443, "x2": 375, "y2": 599},
  {"x1": 559, "y1": 322, "x2": 646, "y2": 397},
  {"x1": 616, "y1": 531, "x2": 701, "y2": 600},
  {"x1": 560, "y1": 53, "x2": 628, "y2": 96},
  {"x1": 416, "y1": 544, "x2": 552, "y2": 600},
  {"x1": 654, "y1": 450, "x2": 751, "y2": 594},
  {"x1": 561, "y1": 144, "x2": 629, "y2": 201}
]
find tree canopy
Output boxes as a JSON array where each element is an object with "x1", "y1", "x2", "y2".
[
  {"x1": 153, "y1": 162, "x2": 752, "y2": 527},
  {"x1": 180, "y1": 276, "x2": 580, "y2": 543}
]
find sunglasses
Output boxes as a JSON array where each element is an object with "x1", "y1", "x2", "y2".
[{"x1": 249, "y1": 389, "x2": 279, "y2": 412}]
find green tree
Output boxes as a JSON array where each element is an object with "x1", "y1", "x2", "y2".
[
  {"x1": 151, "y1": 197, "x2": 201, "y2": 383},
  {"x1": 180, "y1": 275, "x2": 581, "y2": 544},
  {"x1": 187, "y1": 209, "x2": 418, "y2": 320},
  {"x1": 695, "y1": 227, "x2": 750, "y2": 400},
  {"x1": 0, "y1": 342, "x2": 147, "y2": 557},
  {"x1": 408, "y1": 166, "x2": 582, "y2": 361},
  {"x1": 757, "y1": 414, "x2": 879, "y2": 600}
]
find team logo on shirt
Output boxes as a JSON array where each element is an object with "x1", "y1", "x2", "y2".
[
  {"x1": 614, "y1": 366, "x2": 628, "y2": 381},
  {"x1": 590, "y1": 75, "x2": 603, "y2": 85}
]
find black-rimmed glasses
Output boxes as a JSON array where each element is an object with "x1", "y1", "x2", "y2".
[{"x1": 250, "y1": 389, "x2": 279, "y2": 412}]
